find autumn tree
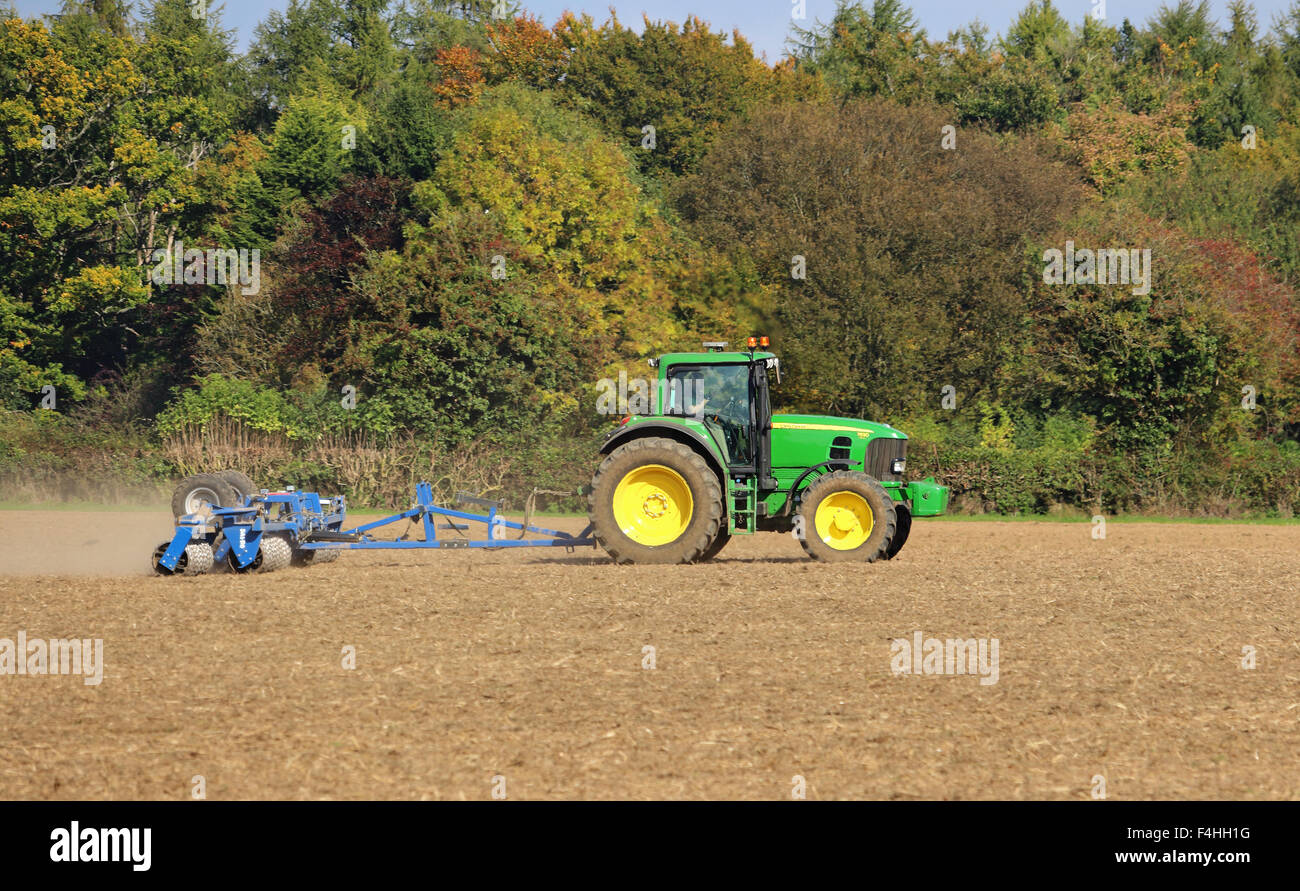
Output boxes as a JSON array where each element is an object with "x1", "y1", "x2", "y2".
[
  {"x1": 0, "y1": 6, "x2": 244, "y2": 407},
  {"x1": 675, "y1": 99, "x2": 1083, "y2": 422}
]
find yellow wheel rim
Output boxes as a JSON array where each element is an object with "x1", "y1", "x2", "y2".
[
  {"x1": 613, "y1": 464, "x2": 693, "y2": 546},
  {"x1": 814, "y1": 491, "x2": 874, "y2": 550}
]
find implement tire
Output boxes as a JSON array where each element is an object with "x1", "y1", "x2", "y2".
[
  {"x1": 152, "y1": 541, "x2": 215, "y2": 576},
  {"x1": 258, "y1": 534, "x2": 293, "y2": 572},
  {"x1": 589, "y1": 437, "x2": 723, "y2": 565},
  {"x1": 228, "y1": 533, "x2": 293, "y2": 573},
  {"x1": 171, "y1": 474, "x2": 239, "y2": 519},
  {"x1": 218, "y1": 470, "x2": 258, "y2": 502},
  {"x1": 797, "y1": 471, "x2": 896, "y2": 563},
  {"x1": 293, "y1": 547, "x2": 340, "y2": 566}
]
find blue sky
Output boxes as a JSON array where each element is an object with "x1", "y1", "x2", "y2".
[{"x1": 12, "y1": 0, "x2": 1299, "y2": 62}]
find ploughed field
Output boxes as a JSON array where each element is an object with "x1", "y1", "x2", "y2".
[{"x1": 1, "y1": 509, "x2": 1297, "y2": 800}]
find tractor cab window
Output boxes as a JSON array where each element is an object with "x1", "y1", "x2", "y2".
[{"x1": 664, "y1": 363, "x2": 752, "y2": 465}]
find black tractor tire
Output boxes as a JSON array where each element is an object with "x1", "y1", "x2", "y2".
[
  {"x1": 171, "y1": 473, "x2": 239, "y2": 518},
  {"x1": 884, "y1": 503, "x2": 912, "y2": 560},
  {"x1": 699, "y1": 529, "x2": 731, "y2": 562},
  {"x1": 589, "y1": 437, "x2": 723, "y2": 565},
  {"x1": 796, "y1": 471, "x2": 896, "y2": 563},
  {"x1": 218, "y1": 470, "x2": 258, "y2": 502}
]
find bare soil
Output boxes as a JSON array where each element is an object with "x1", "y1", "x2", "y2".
[{"x1": 1, "y1": 510, "x2": 1297, "y2": 800}]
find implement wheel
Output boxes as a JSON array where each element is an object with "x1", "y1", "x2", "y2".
[
  {"x1": 293, "y1": 547, "x2": 340, "y2": 566},
  {"x1": 152, "y1": 541, "x2": 215, "y2": 575},
  {"x1": 589, "y1": 437, "x2": 723, "y2": 564},
  {"x1": 228, "y1": 533, "x2": 293, "y2": 573},
  {"x1": 797, "y1": 471, "x2": 896, "y2": 563},
  {"x1": 218, "y1": 470, "x2": 258, "y2": 502},
  {"x1": 171, "y1": 473, "x2": 238, "y2": 519}
]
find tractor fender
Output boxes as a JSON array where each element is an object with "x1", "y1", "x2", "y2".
[
  {"x1": 778, "y1": 459, "x2": 862, "y2": 516},
  {"x1": 600, "y1": 422, "x2": 727, "y2": 487}
]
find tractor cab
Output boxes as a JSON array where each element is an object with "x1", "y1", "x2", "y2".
[{"x1": 654, "y1": 337, "x2": 778, "y2": 486}]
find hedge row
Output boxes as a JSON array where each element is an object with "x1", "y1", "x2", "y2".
[{"x1": 4, "y1": 412, "x2": 1297, "y2": 517}]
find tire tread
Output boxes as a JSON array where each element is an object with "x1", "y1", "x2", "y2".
[
  {"x1": 796, "y1": 470, "x2": 896, "y2": 563},
  {"x1": 588, "y1": 437, "x2": 723, "y2": 565}
]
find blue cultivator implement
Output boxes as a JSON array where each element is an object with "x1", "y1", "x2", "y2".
[{"x1": 152, "y1": 481, "x2": 597, "y2": 575}]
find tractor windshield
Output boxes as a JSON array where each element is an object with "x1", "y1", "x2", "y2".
[{"x1": 664, "y1": 362, "x2": 752, "y2": 465}]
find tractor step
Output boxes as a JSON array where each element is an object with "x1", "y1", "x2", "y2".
[{"x1": 729, "y1": 483, "x2": 757, "y2": 535}]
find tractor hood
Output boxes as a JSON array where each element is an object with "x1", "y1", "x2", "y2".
[{"x1": 770, "y1": 414, "x2": 908, "y2": 441}]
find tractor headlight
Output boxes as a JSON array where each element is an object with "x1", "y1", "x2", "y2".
[{"x1": 891, "y1": 458, "x2": 906, "y2": 475}]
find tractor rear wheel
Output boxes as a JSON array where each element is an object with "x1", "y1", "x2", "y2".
[
  {"x1": 884, "y1": 503, "x2": 911, "y2": 559},
  {"x1": 796, "y1": 471, "x2": 896, "y2": 562},
  {"x1": 589, "y1": 437, "x2": 723, "y2": 564},
  {"x1": 700, "y1": 529, "x2": 731, "y2": 561},
  {"x1": 171, "y1": 473, "x2": 239, "y2": 518}
]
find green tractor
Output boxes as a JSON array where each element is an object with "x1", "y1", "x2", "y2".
[{"x1": 589, "y1": 338, "x2": 948, "y2": 563}]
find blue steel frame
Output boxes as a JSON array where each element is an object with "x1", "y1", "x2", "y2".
[
  {"x1": 156, "y1": 481, "x2": 596, "y2": 572},
  {"x1": 305, "y1": 482, "x2": 596, "y2": 552}
]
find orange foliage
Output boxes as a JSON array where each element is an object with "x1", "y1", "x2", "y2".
[
  {"x1": 433, "y1": 46, "x2": 484, "y2": 108},
  {"x1": 1060, "y1": 100, "x2": 1193, "y2": 194},
  {"x1": 1194, "y1": 237, "x2": 1300, "y2": 427},
  {"x1": 485, "y1": 15, "x2": 566, "y2": 87}
]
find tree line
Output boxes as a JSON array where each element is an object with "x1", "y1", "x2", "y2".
[{"x1": 2, "y1": 0, "x2": 1298, "y2": 513}]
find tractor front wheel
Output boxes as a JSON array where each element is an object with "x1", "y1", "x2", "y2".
[
  {"x1": 589, "y1": 437, "x2": 723, "y2": 564},
  {"x1": 797, "y1": 471, "x2": 896, "y2": 562},
  {"x1": 884, "y1": 503, "x2": 911, "y2": 559}
]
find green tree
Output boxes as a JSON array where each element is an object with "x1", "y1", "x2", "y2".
[
  {"x1": 557, "y1": 14, "x2": 811, "y2": 177},
  {"x1": 262, "y1": 68, "x2": 366, "y2": 202},
  {"x1": 0, "y1": 7, "x2": 244, "y2": 408},
  {"x1": 791, "y1": 0, "x2": 935, "y2": 102},
  {"x1": 429, "y1": 84, "x2": 694, "y2": 356},
  {"x1": 1009, "y1": 201, "x2": 1298, "y2": 456},
  {"x1": 675, "y1": 98, "x2": 1083, "y2": 422},
  {"x1": 1001, "y1": 0, "x2": 1071, "y2": 62}
]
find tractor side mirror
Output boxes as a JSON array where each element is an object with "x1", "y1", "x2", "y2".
[{"x1": 765, "y1": 357, "x2": 781, "y2": 385}]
